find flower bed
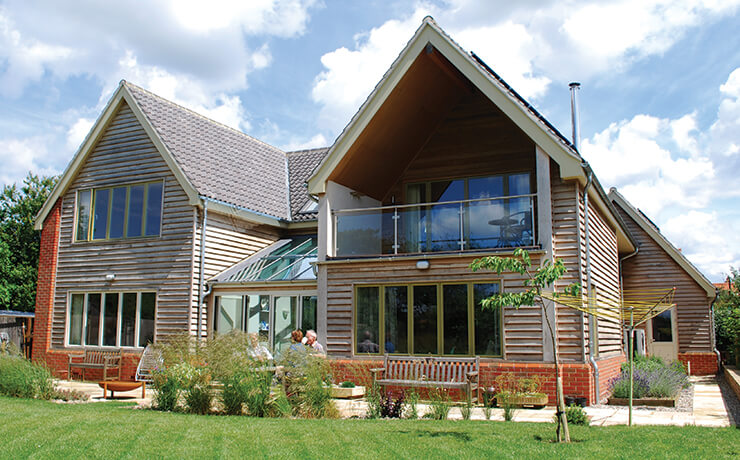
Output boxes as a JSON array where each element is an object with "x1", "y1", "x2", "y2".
[{"x1": 608, "y1": 355, "x2": 689, "y2": 404}]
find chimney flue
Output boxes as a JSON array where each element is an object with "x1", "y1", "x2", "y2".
[{"x1": 569, "y1": 82, "x2": 581, "y2": 152}]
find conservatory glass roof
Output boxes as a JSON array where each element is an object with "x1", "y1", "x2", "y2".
[{"x1": 213, "y1": 236, "x2": 317, "y2": 283}]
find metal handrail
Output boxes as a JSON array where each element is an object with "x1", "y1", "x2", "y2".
[{"x1": 332, "y1": 193, "x2": 537, "y2": 215}]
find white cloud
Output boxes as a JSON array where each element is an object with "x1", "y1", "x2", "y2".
[
  {"x1": 281, "y1": 133, "x2": 329, "y2": 152},
  {"x1": 66, "y1": 118, "x2": 95, "y2": 151},
  {"x1": 0, "y1": 137, "x2": 60, "y2": 186}
]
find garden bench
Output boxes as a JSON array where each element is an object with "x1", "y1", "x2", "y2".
[
  {"x1": 370, "y1": 355, "x2": 480, "y2": 404},
  {"x1": 68, "y1": 349, "x2": 122, "y2": 381}
]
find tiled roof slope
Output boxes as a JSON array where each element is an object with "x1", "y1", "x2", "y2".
[
  {"x1": 287, "y1": 148, "x2": 329, "y2": 221},
  {"x1": 125, "y1": 82, "x2": 291, "y2": 219}
]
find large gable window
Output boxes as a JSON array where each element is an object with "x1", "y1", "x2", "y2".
[{"x1": 75, "y1": 180, "x2": 164, "y2": 242}]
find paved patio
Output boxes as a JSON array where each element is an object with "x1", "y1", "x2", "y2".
[{"x1": 55, "y1": 375, "x2": 733, "y2": 427}]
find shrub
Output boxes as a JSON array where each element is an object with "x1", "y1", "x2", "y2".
[
  {"x1": 482, "y1": 391, "x2": 493, "y2": 420},
  {"x1": 339, "y1": 381, "x2": 356, "y2": 388},
  {"x1": 424, "y1": 388, "x2": 451, "y2": 420},
  {"x1": 151, "y1": 365, "x2": 185, "y2": 411},
  {"x1": 405, "y1": 388, "x2": 420, "y2": 419},
  {"x1": 460, "y1": 399, "x2": 472, "y2": 421},
  {"x1": 51, "y1": 388, "x2": 90, "y2": 402},
  {"x1": 0, "y1": 353, "x2": 53, "y2": 400},
  {"x1": 378, "y1": 393, "x2": 405, "y2": 418},
  {"x1": 610, "y1": 357, "x2": 689, "y2": 399},
  {"x1": 558, "y1": 404, "x2": 589, "y2": 426},
  {"x1": 181, "y1": 364, "x2": 213, "y2": 415},
  {"x1": 280, "y1": 349, "x2": 337, "y2": 419},
  {"x1": 366, "y1": 384, "x2": 383, "y2": 419}
]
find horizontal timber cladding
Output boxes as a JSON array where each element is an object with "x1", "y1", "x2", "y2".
[
  {"x1": 550, "y1": 165, "x2": 586, "y2": 362},
  {"x1": 582, "y1": 190, "x2": 623, "y2": 357},
  {"x1": 615, "y1": 204, "x2": 713, "y2": 353},
  {"x1": 382, "y1": 91, "x2": 535, "y2": 203},
  {"x1": 192, "y1": 210, "x2": 280, "y2": 337},
  {"x1": 52, "y1": 102, "x2": 195, "y2": 347},
  {"x1": 322, "y1": 253, "x2": 546, "y2": 361}
]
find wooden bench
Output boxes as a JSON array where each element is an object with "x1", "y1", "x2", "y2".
[
  {"x1": 68, "y1": 350, "x2": 122, "y2": 381},
  {"x1": 370, "y1": 355, "x2": 480, "y2": 404}
]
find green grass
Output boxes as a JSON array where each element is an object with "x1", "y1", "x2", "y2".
[{"x1": 0, "y1": 397, "x2": 738, "y2": 459}]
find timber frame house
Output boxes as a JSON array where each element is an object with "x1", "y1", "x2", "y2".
[{"x1": 32, "y1": 17, "x2": 718, "y2": 403}]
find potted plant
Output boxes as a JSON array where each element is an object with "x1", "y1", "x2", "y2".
[{"x1": 493, "y1": 374, "x2": 548, "y2": 408}]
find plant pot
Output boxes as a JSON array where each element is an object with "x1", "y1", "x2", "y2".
[
  {"x1": 566, "y1": 396, "x2": 587, "y2": 407},
  {"x1": 496, "y1": 393, "x2": 548, "y2": 408},
  {"x1": 330, "y1": 385, "x2": 365, "y2": 399}
]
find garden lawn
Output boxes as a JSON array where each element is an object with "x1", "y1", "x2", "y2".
[{"x1": 1, "y1": 397, "x2": 738, "y2": 459}]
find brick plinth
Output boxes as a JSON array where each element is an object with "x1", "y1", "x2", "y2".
[
  {"x1": 42, "y1": 349, "x2": 141, "y2": 381},
  {"x1": 678, "y1": 352, "x2": 718, "y2": 375},
  {"x1": 595, "y1": 354, "x2": 626, "y2": 403},
  {"x1": 330, "y1": 358, "x2": 601, "y2": 405},
  {"x1": 31, "y1": 199, "x2": 61, "y2": 366}
]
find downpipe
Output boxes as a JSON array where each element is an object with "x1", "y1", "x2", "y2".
[
  {"x1": 197, "y1": 197, "x2": 209, "y2": 340},
  {"x1": 581, "y1": 164, "x2": 599, "y2": 402}
]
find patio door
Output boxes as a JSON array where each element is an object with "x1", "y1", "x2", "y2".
[{"x1": 647, "y1": 307, "x2": 677, "y2": 362}]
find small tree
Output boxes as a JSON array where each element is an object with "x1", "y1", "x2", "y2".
[
  {"x1": 714, "y1": 269, "x2": 740, "y2": 365},
  {"x1": 471, "y1": 248, "x2": 579, "y2": 443}
]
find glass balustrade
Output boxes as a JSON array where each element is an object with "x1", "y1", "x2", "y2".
[{"x1": 334, "y1": 195, "x2": 536, "y2": 257}]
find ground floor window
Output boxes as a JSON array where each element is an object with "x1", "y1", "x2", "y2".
[
  {"x1": 355, "y1": 282, "x2": 502, "y2": 356},
  {"x1": 67, "y1": 292, "x2": 155, "y2": 348},
  {"x1": 214, "y1": 292, "x2": 317, "y2": 356}
]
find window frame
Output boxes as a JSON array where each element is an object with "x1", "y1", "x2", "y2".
[
  {"x1": 74, "y1": 179, "x2": 165, "y2": 242},
  {"x1": 353, "y1": 280, "x2": 503, "y2": 358},
  {"x1": 65, "y1": 291, "x2": 157, "y2": 349}
]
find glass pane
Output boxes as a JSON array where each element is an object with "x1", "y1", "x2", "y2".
[
  {"x1": 145, "y1": 182, "x2": 163, "y2": 236},
  {"x1": 301, "y1": 296, "x2": 317, "y2": 333},
  {"x1": 69, "y1": 294, "x2": 84, "y2": 345},
  {"x1": 121, "y1": 293, "x2": 137, "y2": 347},
  {"x1": 139, "y1": 293, "x2": 156, "y2": 346},
  {"x1": 356, "y1": 287, "x2": 380, "y2": 354},
  {"x1": 76, "y1": 190, "x2": 91, "y2": 241},
  {"x1": 127, "y1": 185, "x2": 145, "y2": 238},
  {"x1": 429, "y1": 180, "x2": 464, "y2": 252},
  {"x1": 413, "y1": 285, "x2": 438, "y2": 354},
  {"x1": 246, "y1": 295, "x2": 271, "y2": 344},
  {"x1": 216, "y1": 295, "x2": 243, "y2": 335},
  {"x1": 103, "y1": 293, "x2": 119, "y2": 346},
  {"x1": 336, "y1": 210, "x2": 383, "y2": 256},
  {"x1": 85, "y1": 293, "x2": 101, "y2": 345},
  {"x1": 443, "y1": 284, "x2": 468, "y2": 355},
  {"x1": 398, "y1": 204, "x2": 428, "y2": 253},
  {"x1": 92, "y1": 189, "x2": 110, "y2": 240},
  {"x1": 474, "y1": 283, "x2": 502, "y2": 356},
  {"x1": 273, "y1": 296, "x2": 297, "y2": 356},
  {"x1": 468, "y1": 199, "x2": 507, "y2": 250},
  {"x1": 508, "y1": 173, "x2": 531, "y2": 196},
  {"x1": 652, "y1": 310, "x2": 673, "y2": 342},
  {"x1": 109, "y1": 187, "x2": 127, "y2": 239},
  {"x1": 384, "y1": 286, "x2": 408, "y2": 354}
]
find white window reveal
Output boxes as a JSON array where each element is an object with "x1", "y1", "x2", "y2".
[{"x1": 67, "y1": 292, "x2": 156, "y2": 348}]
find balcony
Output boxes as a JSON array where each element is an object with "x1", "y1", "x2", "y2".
[{"x1": 333, "y1": 194, "x2": 537, "y2": 257}]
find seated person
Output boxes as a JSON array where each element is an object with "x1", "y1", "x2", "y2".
[
  {"x1": 289, "y1": 329, "x2": 306, "y2": 353},
  {"x1": 247, "y1": 332, "x2": 273, "y2": 362},
  {"x1": 305, "y1": 330, "x2": 325, "y2": 355},
  {"x1": 357, "y1": 331, "x2": 379, "y2": 353}
]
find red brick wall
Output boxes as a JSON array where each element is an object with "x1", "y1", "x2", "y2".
[
  {"x1": 31, "y1": 199, "x2": 61, "y2": 365},
  {"x1": 595, "y1": 354, "x2": 626, "y2": 403},
  {"x1": 43, "y1": 349, "x2": 141, "y2": 381},
  {"x1": 678, "y1": 352, "x2": 718, "y2": 375},
  {"x1": 331, "y1": 359, "x2": 599, "y2": 405}
]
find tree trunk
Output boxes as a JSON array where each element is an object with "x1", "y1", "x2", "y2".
[{"x1": 541, "y1": 299, "x2": 570, "y2": 442}]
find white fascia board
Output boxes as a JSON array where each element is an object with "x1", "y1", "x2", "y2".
[{"x1": 609, "y1": 189, "x2": 715, "y2": 298}]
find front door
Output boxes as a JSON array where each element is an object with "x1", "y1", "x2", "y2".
[{"x1": 647, "y1": 307, "x2": 677, "y2": 362}]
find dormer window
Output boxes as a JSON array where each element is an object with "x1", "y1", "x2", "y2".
[{"x1": 75, "y1": 180, "x2": 164, "y2": 242}]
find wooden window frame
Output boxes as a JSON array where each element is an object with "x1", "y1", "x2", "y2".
[
  {"x1": 353, "y1": 280, "x2": 503, "y2": 358},
  {"x1": 73, "y1": 179, "x2": 165, "y2": 243},
  {"x1": 65, "y1": 291, "x2": 157, "y2": 349}
]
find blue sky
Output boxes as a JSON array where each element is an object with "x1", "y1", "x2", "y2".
[{"x1": 1, "y1": 0, "x2": 738, "y2": 281}]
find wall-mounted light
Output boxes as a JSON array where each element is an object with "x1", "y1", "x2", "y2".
[
  {"x1": 416, "y1": 260, "x2": 430, "y2": 270},
  {"x1": 105, "y1": 273, "x2": 115, "y2": 282}
]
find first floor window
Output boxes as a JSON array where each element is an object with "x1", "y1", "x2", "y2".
[
  {"x1": 354, "y1": 282, "x2": 502, "y2": 356},
  {"x1": 67, "y1": 292, "x2": 156, "y2": 347}
]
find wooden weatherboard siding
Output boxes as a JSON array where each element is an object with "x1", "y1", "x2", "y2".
[
  {"x1": 52, "y1": 102, "x2": 195, "y2": 347},
  {"x1": 191, "y1": 210, "x2": 279, "y2": 336},
  {"x1": 550, "y1": 166, "x2": 585, "y2": 362},
  {"x1": 322, "y1": 253, "x2": 546, "y2": 361},
  {"x1": 615, "y1": 204, "x2": 713, "y2": 353},
  {"x1": 582, "y1": 192, "x2": 622, "y2": 357}
]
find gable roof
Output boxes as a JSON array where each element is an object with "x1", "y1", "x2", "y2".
[
  {"x1": 307, "y1": 16, "x2": 635, "y2": 253},
  {"x1": 36, "y1": 81, "x2": 324, "y2": 229},
  {"x1": 609, "y1": 188, "x2": 716, "y2": 298}
]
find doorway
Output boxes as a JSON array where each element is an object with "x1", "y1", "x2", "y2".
[{"x1": 647, "y1": 307, "x2": 677, "y2": 362}]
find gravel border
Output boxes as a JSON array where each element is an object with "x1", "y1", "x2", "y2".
[{"x1": 591, "y1": 383, "x2": 694, "y2": 412}]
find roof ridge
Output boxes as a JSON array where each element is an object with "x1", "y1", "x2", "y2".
[{"x1": 121, "y1": 80, "x2": 286, "y2": 156}]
